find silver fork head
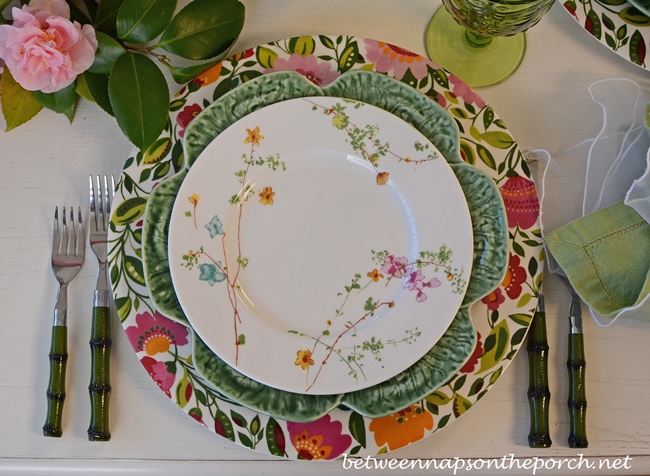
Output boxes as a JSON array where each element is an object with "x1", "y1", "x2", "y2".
[
  {"x1": 52, "y1": 206, "x2": 85, "y2": 285},
  {"x1": 89, "y1": 175, "x2": 115, "y2": 261}
]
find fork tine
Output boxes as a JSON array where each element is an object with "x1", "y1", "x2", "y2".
[
  {"x1": 103, "y1": 175, "x2": 109, "y2": 231},
  {"x1": 96, "y1": 175, "x2": 104, "y2": 232},
  {"x1": 61, "y1": 206, "x2": 69, "y2": 255},
  {"x1": 69, "y1": 207, "x2": 76, "y2": 256},
  {"x1": 53, "y1": 207, "x2": 60, "y2": 255},
  {"x1": 77, "y1": 207, "x2": 85, "y2": 258},
  {"x1": 89, "y1": 176, "x2": 96, "y2": 232}
]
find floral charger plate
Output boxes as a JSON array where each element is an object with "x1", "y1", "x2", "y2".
[
  {"x1": 109, "y1": 35, "x2": 543, "y2": 459},
  {"x1": 563, "y1": 0, "x2": 650, "y2": 69}
]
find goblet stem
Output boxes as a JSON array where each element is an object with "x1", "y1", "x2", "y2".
[{"x1": 465, "y1": 31, "x2": 493, "y2": 49}]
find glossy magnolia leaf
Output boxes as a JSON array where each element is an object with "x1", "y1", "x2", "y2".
[
  {"x1": 76, "y1": 74, "x2": 94, "y2": 102},
  {"x1": 108, "y1": 53, "x2": 169, "y2": 151},
  {"x1": 82, "y1": 0, "x2": 98, "y2": 22},
  {"x1": 156, "y1": 0, "x2": 245, "y2": 60},
  {"x1": 0, "y1": 69, "x2": 43, "y2": 131},
  {"x1": 117, "y1": 0, "x2": 177, "y2": 43},
  {"x1": 88, "y1": 32, "x2": 126, "y2": 75},
  {"x1": 160, "y1": 58, "x2": 221, "y2": 84},
  {"x1": 83, "y1": 72, "x2": 114, "y2": 116},
  {"x1": 95, "y1": 0, "x2": 126, "y2": 36},
  {"x1": 32, "y1": 82, "x2": 77, "y2": 115},
  {"x1": 68, "y1": 1, "x2": 92, "y2": 24}
]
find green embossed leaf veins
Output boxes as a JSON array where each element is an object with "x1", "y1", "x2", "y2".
[
  {"x1": 156, "y1": 0, "x2": 245, "y2": 60},
  {"x1": 117, "y1": 0, "x2": 177, "y2": 44},
  {"x1": 108, "y1": 53, "x2": 169, "y2": 151}
]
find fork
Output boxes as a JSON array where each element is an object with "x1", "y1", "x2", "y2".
[
  {"x1": 558, "y1": 274, "x2": 588, "y2": 448},
  {"x1": 44, "y1": 207, "x2": 85, "y2": 437},
  {"x1": 88, "y1": 176, "x2": 114, "y2": 442}
]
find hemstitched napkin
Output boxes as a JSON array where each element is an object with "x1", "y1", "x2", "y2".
[{"x1": 545, "y1": 200, "x2": 650, "y2": 319}]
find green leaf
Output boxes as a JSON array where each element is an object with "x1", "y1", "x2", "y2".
[
  {"x1": 587, "y1": 9, "x2": 602, "y2": 39},
  {"x1": 508, "y1": 313, "x2": 532, "y2": 327},
  {"x1": 82, "y1": 0, "x2": 98, "y2": 22},
  {"x1": 430, "y1": 66, "x2": 449, "y2": 88},
  {"x1": 528, "y1": 256, "x2": 538, "y2": 277},
  {"x1": 450, "y1": 107, "x2": 469, "y2": 119},
  {"x1": 288, "y1": 36, "x2": 316, "y2": 56},
  {"x1": 62, "y1": 99, "x2": 77, "y2": 123},
  {"x1": 453, "y1": 374, "x2": 467, "y2": 392},
  {"x1": 482, "y1": 107, "x2": 494, "y2": 130},
  {"x1": 319, "y1": 35, "x2": 336, "y2": 49},
  {"x1": 265, "y1": 418, "x2": 286, "y2": 457},
  {"x1": 33, "y1": 82, "x2": 77, "y2": 115},
  {"x1": 476, "y1": 144, "x2": 497, "y2": 169},
  {"x1": 230, "y1": 410, "x2": 247, "y2": 428},
  {"x1": 123, "y1": 255, "x2": 146, "y2": 285},
  {"x1": 142, "y1": 137, "x2": 171, "y2": 164},
  {"x1": 425, "y1": 390, "x2": 451, "y2": 406},
  {"x1": 95, "y1": 0, "x2": 126, "y2": 36},
  {"x1": 176, "y1": 371, "x2": 191, "y2": 408},
  {"x1": 250, "y1": 415, "x2": 261, "y2": 436},
  {"x1": 117, "y1": 0, "x2": 176, "y2": 43},
  {"x1": 88, "y1": 32, "x2": 126, "y2": 75},
  {"x1": 630, "y1": 30, "x2": 646, "y2": 66},
  {"x1": 108, "y1": 52, "x2": 169, "y2": 151},
  {"x1": 115, "y1": 296, "x2": 132, "y2": 322},
  {"x1": 511, "y1": 327, "x2": 527, "y2": 346},
  {"x1": 619, "y1": 6, "x2": 650, "y2": 26},
  {"x1": 605, "y1": 32, "x2": 616, "y2": 49},
  {"x1": 512, "y1": 240, "x2": 525, "y2": 257},
  {"x1": 338, "y1": 41, "x2": 360, "y2": 74},
  {"x1": 156, "y1": 0, "x2": 245, "y2": 60},
  {"x1": 437, "y1": 414, "x2": 451, "y2": 429},
  {"x1": 468, "y1": 377, "x2": 484, "y2": 396},
  {"x1": 76, "y1": 74, "x2": 94, "y2": 102},
  {"x1": 517, "y1": 293, "x2": 533, "y2": 309},
  {"x1": 459, "y1": 140, "x2": 476, "y2": 165},
  {"x1": 68, "y1": 1, "x2": 92, "y2": 24},
  {"x1": 478, "y1": 320, "x2": 510, "y2": 373},
  {"x1": 0, "y1": 69, "x2": 43, "y2": 131},
  {"x1": 348, "y1": 411, "x2": 366, "y2": 448},
  {"x1": 161, "y1": 59, "x2": 221, "y2": 84},
  {"x1": 602, "y1": 13, "x2": 615, "y2": 30},
  {"x1": 480, "y1": 131, "x2": 514, "y2": 149},
  {"x1": 83, "y1": 72, "x2": 114, "y2": 116},
  {"x1": 489, "y1": 366, "x2": 503, "y2": 385},
  {"x1": 238, "y1": 432, "x2": 253, "y2": 449}
]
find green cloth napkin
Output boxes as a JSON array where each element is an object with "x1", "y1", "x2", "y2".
[{"x1": 545, "y1": 200, "x2": 650, "y2": 319}]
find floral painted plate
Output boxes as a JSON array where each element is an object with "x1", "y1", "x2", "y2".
[
  {"x1": 110, "y1": 36, "x2": 543, "y2": 459},
  {"x1": 563, "y1": 0, "x2": 650, "y2": 69},
  {"x1": 169, "y1": 95, "x2": 474, "y2": 395}
]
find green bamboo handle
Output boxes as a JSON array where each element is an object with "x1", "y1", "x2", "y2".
[
  {"x1": 88, "y1": 306, "x2": 111, "y2": 441},
  {"x1": 44, "y1": 326, "x2": 67, "y2": 437},
  {"x1": 568, "y1": 333, "x2": 588, "y2": 448},
  {"x1": 526, "y1": 306, "x2": 551, "y2": 448}
]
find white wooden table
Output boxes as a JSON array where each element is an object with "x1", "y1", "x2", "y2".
[{"x1": 2, "y1": 1, "x2": 650, "y2": 474}]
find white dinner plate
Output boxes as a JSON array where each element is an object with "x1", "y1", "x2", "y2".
[{"x1": 168, "y1": 96, "x2": 474, "y2": 395}]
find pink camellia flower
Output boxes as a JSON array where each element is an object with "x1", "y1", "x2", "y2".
[
  {"x1": 0, "y1": 0, "x2": 97, "y2": 93},
  {"x1": 265, "y1": 54, "x2": 340, "y2": 86}
]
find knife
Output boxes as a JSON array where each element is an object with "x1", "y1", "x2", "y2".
[
  {"x1": 559, "y1": 275, "x2": 588, "y2": 448},
  {"x1": 527, "y1": 294, "x2": 552, "y2": 448}
]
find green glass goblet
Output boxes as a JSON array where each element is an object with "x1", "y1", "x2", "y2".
[{"x1": 426, "y1": 0, "x2": 555, "y2": 87}]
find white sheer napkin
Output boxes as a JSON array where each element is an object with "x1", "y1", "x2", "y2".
[{"x1": 526, "y1": 78, "x2": 650, "y2": 326}]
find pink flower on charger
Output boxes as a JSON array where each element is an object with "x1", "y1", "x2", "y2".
[
  {"x1": 449, "y1": 74, "x2": 487, "y2": 109},
  {"x1": 0, "y1": 0, "x2": 97, "y2": 93},
  {"x1": 265, "y1": 54, "x2": 340, "y2": 86}
]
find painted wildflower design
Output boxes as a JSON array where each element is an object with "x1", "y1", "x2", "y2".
[
  {"x1": 304, "y1": 98, "x2": 439, "y2": 185},
  {"x1": 289, "y1": 247, "x2": 465, "y2": 391},
  {"x1": 181, "y1": 126, "x2": 285, "y2": 364}
]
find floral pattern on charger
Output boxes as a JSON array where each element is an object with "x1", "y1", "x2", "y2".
[
  {"x1": 563, "y1": 0, "x2": 650, "y2": 69},
  {"x1": 108, "y1": 34, "x2": 543, "y2": 459}
]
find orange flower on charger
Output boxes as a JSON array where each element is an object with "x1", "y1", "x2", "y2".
[{"x1": 369, "y1": 405, "x2": 434, "y2": 451}]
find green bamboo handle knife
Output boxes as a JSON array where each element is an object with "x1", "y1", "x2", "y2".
[
  {"x1": 527, "y1": 295, "x2": 552, "y2": 448},
  {"x1": 567, "y1": 314, "x2": 588, "y2": 448}
]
